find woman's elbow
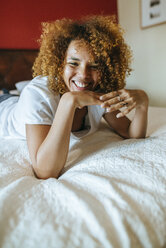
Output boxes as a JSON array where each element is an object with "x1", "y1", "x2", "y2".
[
  {"x1": 128, "y1": 133, "x2": 146, "y2": 139},
  {"x1": 33, "y1": 166, "x2": 61, "y2": 180}
]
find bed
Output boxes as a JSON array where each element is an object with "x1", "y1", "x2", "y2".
[{"x1": 0, "y1": 49, "x2": 166, "y2": 248}]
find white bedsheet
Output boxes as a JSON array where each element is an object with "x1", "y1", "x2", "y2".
[{"x1": 0, "y1": 106, "x2": 166, "y2": 248}]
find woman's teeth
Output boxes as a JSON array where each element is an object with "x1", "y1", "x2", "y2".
[{"x1": 73, "y1": 81, "x2": 89, "y2": 88}]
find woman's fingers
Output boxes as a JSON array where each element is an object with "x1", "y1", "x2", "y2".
[
  {"x1": 102, "y1": 94, "x2": 136, "y2": 116},
  {"x1": 99, "y1": 91, "x2": 119, "y2": 101},
  {"x1": 101, "y1": 95, "x2": 122, "y2": 108},
  {"x1": 101, "y1": 92, "x2": 133, "y2": 108},
  {"x1": 116, "y1": 102, "x2": 136, "y2": 118},
  {"x1": 100, "y1": 89, "x2": 148, "y2": 117},
  {"x1": 100, "y1": 90, "x2": 131, "y2": 107},
  {"x1": 100, "y1": 88, "x2": 136, "y2": 111}
]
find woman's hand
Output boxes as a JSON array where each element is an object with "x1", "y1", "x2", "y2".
[
  {"x1": 64, "y1": 91, "x2": 103, "y2": 109},
  {"x1": 100, "y1": 89, "x2": 149, "y2": 118}
]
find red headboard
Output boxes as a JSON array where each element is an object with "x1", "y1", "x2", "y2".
[{"x1": 0, "y1": 49, "x2": 38, "y2": 90}]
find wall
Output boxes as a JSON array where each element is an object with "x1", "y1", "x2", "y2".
[
  {"x1": 117, "y1": 0, "x2": 166, "y2": 107},
  {"x1": 0, "y1": 0, "x2": 117, "y2": 49}
]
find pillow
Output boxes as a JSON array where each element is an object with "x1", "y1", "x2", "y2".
[{"x1": 15, "y1": 80, "x2": 30, "y2": 94}]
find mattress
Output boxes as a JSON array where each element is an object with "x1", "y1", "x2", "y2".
[{"x1": 0, "y1": 106, "x2": 166, "y2": 248}]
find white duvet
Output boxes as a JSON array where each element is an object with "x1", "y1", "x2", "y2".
[{"x1": 0, "y1": 106, "x2": 166, "y2": 248}]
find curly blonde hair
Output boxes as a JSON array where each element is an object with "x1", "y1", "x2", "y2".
[{"x1": 33, "y1": 15, "x2": 132, "y2": 94}]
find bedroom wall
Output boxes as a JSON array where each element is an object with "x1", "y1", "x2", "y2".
[
  {"x1": 117, "y1": 0, "x2": 166, "y2": 107},
  {"x1": 0, "y1": 0, "x2": 117, "y2": 49}
]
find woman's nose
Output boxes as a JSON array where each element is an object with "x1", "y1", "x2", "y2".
[{"x1": 78, "y1": 65, "x2": 90, "y2": 79}]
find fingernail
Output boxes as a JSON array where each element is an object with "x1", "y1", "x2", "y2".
[
  {"x1": 116, "y1": 113, "x2": 121, "y2": 118},
  {"x1": 99, "y1": 96, "x2": 103, "y2": 100}
]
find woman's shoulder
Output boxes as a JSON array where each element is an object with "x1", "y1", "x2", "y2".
[
  {"x1": 15, "y1": 76, "x2": 60, "y2": 124},
  {"x1": 26, "y1": 76, "x2": 49, "y2": 91},
  {"x1": 18, "y1": 75, "x2": 60, "y2": 111},
  {"x1": 22, "y1": 76, "x2": 59, "y2": 101}
]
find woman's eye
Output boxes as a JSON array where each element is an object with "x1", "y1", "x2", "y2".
[
  {"x1": 68, "y1": 62, "x2": 78, "y2": 67},
  {"x1": 90, "y1": 65, "x2": 98, "y2": 70}
]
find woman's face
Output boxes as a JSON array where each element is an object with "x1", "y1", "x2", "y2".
[{"x1": 63, "y1": 40, "x2": 100, "y2": 92}]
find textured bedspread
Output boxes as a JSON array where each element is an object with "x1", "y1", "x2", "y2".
[{"x1": 0, "y1": 107, "x2": 166, "y2": 248}]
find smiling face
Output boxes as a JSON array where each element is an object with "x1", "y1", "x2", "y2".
[{"x1": 63, "y1": 39, "x2": 101, "y2": 92}]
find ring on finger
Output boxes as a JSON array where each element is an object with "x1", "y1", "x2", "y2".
[
  {"x1": 118, "y1": 96, "x2": 122, "y2": 101},
  {"x1": 120, "y1": 102, "x2": 128, "y2": 107}
]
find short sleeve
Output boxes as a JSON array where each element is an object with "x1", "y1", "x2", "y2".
[{"x1": 14, "y1": 76, "x2": 60, "y2": 125}]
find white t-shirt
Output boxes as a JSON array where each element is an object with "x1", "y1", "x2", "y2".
[{"x1": 0, "y1": 76, "x2": 105, "y2": 139}]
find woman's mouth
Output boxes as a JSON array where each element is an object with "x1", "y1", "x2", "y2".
[{"x1": 71, "y1": 80, "x2": 92, "y2": 91}]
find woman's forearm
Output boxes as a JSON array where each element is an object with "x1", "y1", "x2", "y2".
[
  {"x1": 35, "y1": 93, "x2": 76, "y2": 179},
  {"x1": 128, "y1": 103, "x2": 148, "y2": 138},
  {"x1": 32, "y1": 90, "x2": 102, "y2": 179}
]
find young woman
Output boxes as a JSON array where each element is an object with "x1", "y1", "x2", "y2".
[{"x1": 0, "y1": 15, "x2": 149, "y2": 179}]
